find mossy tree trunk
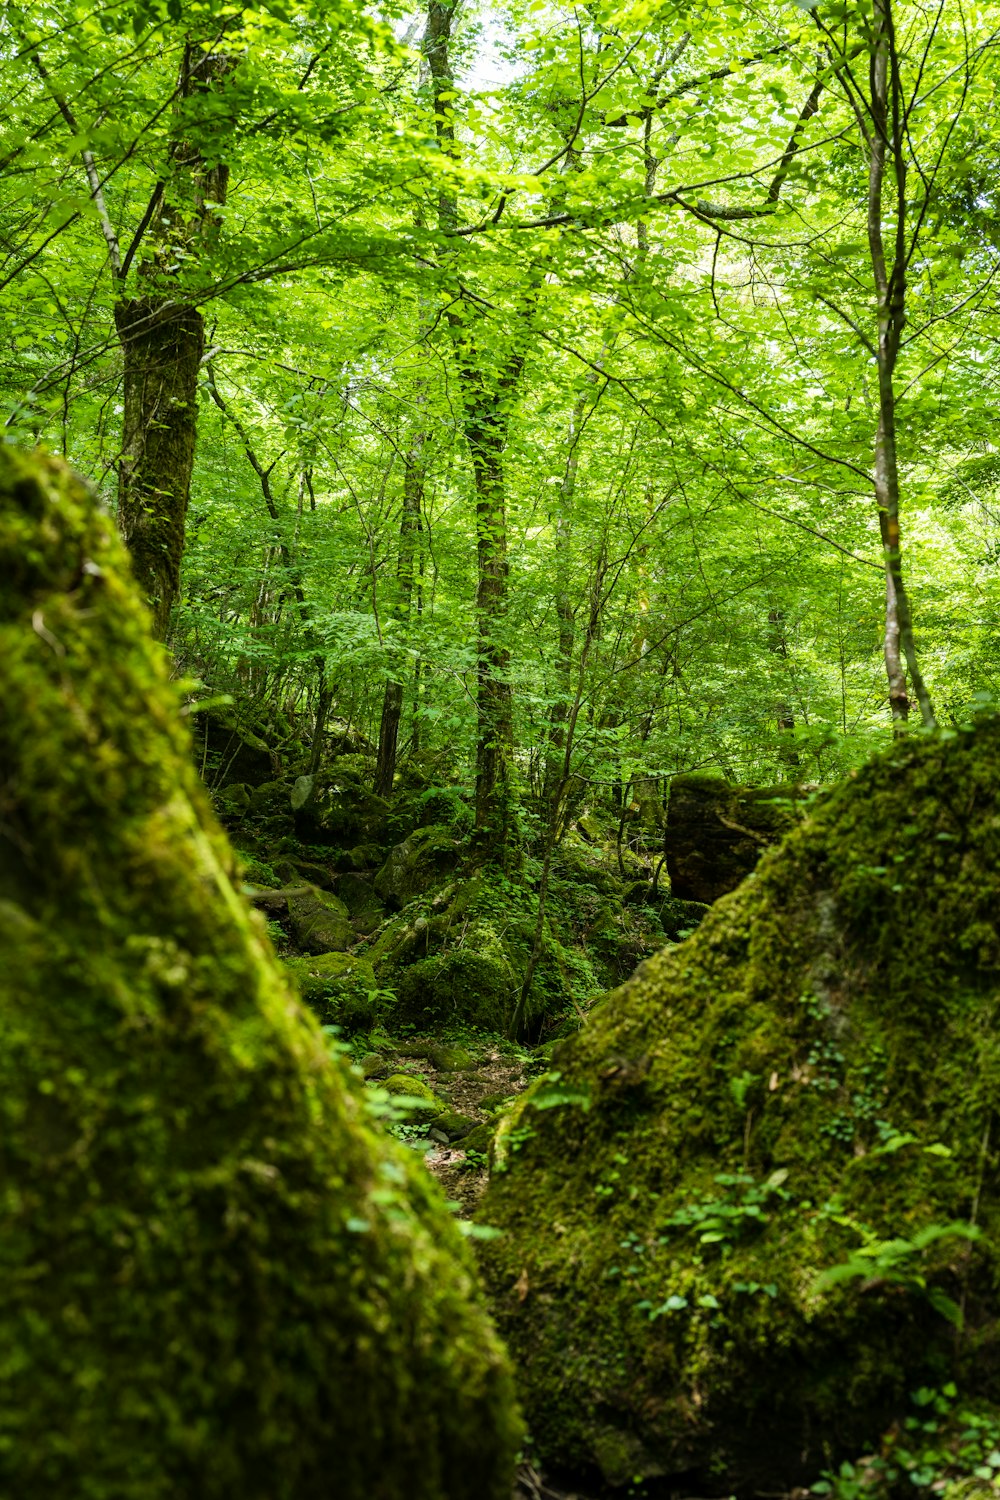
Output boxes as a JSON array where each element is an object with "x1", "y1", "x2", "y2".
[
  {"x1": 375, "y1": 365, "x2": 426, "y2": 798},
  {"x1": 116, "y1": 44, "x2": 234, "y2": 638}
]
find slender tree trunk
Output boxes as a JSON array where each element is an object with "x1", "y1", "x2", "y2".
[
  {"x1": 375, "y1": 435, "x2": 423, "y2": 797},
  {"x1": 767, "y1": 607, "x2": 800, "y2": 768},
  {"x1": 116, "y1": 44, "x2": 234, "y2": 638},
  {"x1": 424, "y1": 0, "x2": 523, "y2": 858},
  {"x1": 469, "y1": 426, "x2": 516, "y2": 849},
  {"x1": 865, "y1": 0, "x2": 936, "y2": 730}
]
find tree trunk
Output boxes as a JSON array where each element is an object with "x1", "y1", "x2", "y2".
[
  {"x1": 865, "y1": 0, "x2": 935, "y2": 730},
  {"x1": 115, "y1": 43, "x2": 234, "y2": 638},
  {"x1": 767, "y1": 607, "x2": 801, "y2": 768},
  {"x1": 374, "y1": 435, "x2": 423, "y2": 797},
  {"x1": 115, "y1": 298, "x2": 205, "y2": 638},
  {"x1": 470, "y1": 429, "x2": 516, "y2": 851}
]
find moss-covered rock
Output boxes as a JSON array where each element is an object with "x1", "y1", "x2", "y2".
[
  {"x1": 213, "y1": 780, "x2": 251, "y2": 823},
  {"x1": 382, "y1": 1073, "x2": 448, "y2": 1116},
  {"x1": 0, "y1": 448, "x2": 520, "y2": 1499},
  {"x1": 196, "y1": 703, "x2": 275, "y2": 787},
  {"x1": 287, "y1": 887, "x2": 353, "y2": 953},
  {"x1": 657, "y1": 893, "x2": 711, "y2": 942},
  {"x1": 394, "y1": 937, "x2": 514, "y2": 1032},
  {"x1": 296, "y1": 771, "x2": 388, "y2": 847},
  {"x1": 284, "y1": 952, "x2": 380, "y2": 1031},
  {"x1": 480, "y1": 720, "x2": 1000, "y2": 1494},
  {"x1": 374, "y1": 823, "x2": 464, "y2": 910},
  {"x1": 665, "y1": 771, "x2": 804, "y2": 903}
]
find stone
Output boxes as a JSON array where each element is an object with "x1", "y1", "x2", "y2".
[
  {"x1": 430, "y1": 1111, "x2": 480, "y2": 1142},
  {"x1": 373, "y1": 824, "x2": 464, "y2": 910},
  {"x1": 195, "y1": 702, "x2": 274, "y2": 787},
  {"x1": 287, "y1": 888, "x2": 353, "y2": 953},
  {"x1": 480, "y1": 718, "x2": 1000, "y2": 1494},
  {"x1": 0, "y1": 446, "x2": 520, "y2": 1500},
  {"x1": 664, "y1": 771, "x2": 804, "y2": 903},
  {"x1": 213, "y1": 781, "x2": 250, "y2": 823},
  {"x1": 382, "y1": 1073, "x2": 447, "y2": 1117}
]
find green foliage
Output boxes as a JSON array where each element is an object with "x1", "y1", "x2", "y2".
[{"x1": 814, "y1": 1386, "x2": 1000, "y2": 1500}]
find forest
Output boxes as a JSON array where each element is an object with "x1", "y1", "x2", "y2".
[{"x1": 4, "y1": 0, "x2": 1000, "y2": 1495}]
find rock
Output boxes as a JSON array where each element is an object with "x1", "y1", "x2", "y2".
[
  {"x1": 0, "y1": 447, "x2": 520, "y2": 1499},
  {"x1": 387, "y1": 787, "x2": 474, "y2": 843},
  {"x1": 657, "y1": 894, "x2": 710, "y2": 941},
  {"x1": 297, "y1": 772, "x2": 388, "y2": 847},
  {"x1": 382, "y1": 1073, "x2": 447, "y2": 1117},
  {"x1": 273, "y1": 857, "x2": 335, "y2": 890},
  {"x1": 284, "y1": 953, "x2": 379, "y2": 1031},
  {"x1": 373, "y1": 824, "x2": 464, "y2": 910},
  {"x1": 195, "y1": 702, "x2": 275, "y2": 787},
  {"x1": 460, "y1": 1123, "x2": 496, "y2": 1155},
  {"x1": 478, "y1": 1092, "x2": 515, "y2": 1114},
  {"x1": 430, "y1": 1110, "x2": 481, "y2": 1142},
  {"x1": 575, "y1": 810, "x2": 605, "y2": 843},
  {"x1": 248, "y1": 778, "x2": 295, "y2": 828},
  {"x1": 336, "y1": 844, "x2": 381, "y2": 872},
  {"x1": 359, "y1": 1052, "x2": 387, "y2": 1079},
  {"x1": 287, "y1": 889, "x2": 353, "y2": 953},
  {"x1": 394, "y1": 941, "x2": 513, "y2": 1033},
  {"x1": 665, "y1": 771, "x2": 804, "y2": 903},
  {"x1": 552, "y1": 839, "x2": 623, "y2": 895},
  {"x1": 398, "y1": 1041, "x2": 475, "y2": 1073},
  {"x1": 479, "y1": 719, "x2": 1000, "y2": 1494},
  {"x1": 213, "y1": 781, "x2": 250, "y2": 823},
  {"x1": 337, "y1": 871, "x2": 386, "y2": 934},
  {"x1": 290, "y1": 773, "x2": 314, "y2": 810},
  {"x1": 245, "y1": 886, "x2": 290, "y2": 917}
]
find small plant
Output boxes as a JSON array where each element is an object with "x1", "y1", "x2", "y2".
[
  {"x1": 812, "y1": 1385, "x2": 1000, "y2": 1498},
  {"x1": 660, "y1": 1169, "x2": 790, "y2": 1250},
  {"x1": 815, "y1": 1221, "x2": 980, "y2": 1326}
]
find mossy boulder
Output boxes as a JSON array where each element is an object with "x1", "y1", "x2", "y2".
[
  {"x1": 480, "y1": 720, "x2": 1000, "y2": 1494},
  {"x1": 284, "y1": 952, "x2": 379, "y2": 1030},
  {"x1": 296, "y1": 771, "x2": 388, "y2": 847},
  {"x1": 196, "y1": 702, "x2": 275, "y2": 787},
  {"x1": 657, "y1": 893, "x2": 711, "y2": 942},
  {"x1": 287, "y1": 887, "x2": 353, "y2": 953},
  {"x1": 382, "y1": 1073, "x2": 448, "y2": 1117},
  {"x1": 374, "y1": 823, "x2": 464, "y2": 910},
  {"x1": 213, "y1": 780, "x2": 250, "y2": 823},
  {"x1": 665, "y1": 771, "x2": 804, "y2": 903},
  {"x1": 0, "y1": 448, "x2": 520, "y2": 1499},
  {"x1": 394, "y1": 935, "x2": 514, "y2": 1032}
]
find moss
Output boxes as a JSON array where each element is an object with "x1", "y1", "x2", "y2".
[
  {"x1": 0, "y1": 448, "x2": 520, "y2": 1499},
  {"x1": 394, "y1": 945, "x2": 512, "y2": 1032},
  {"x1": 382, "y1": 1073, "x2": 447, "y2": 1116},
  {"x1": 479, "y1": 719, "x2": 1000, "y2": 1495},
  {"x1": 284, "y1": 952, "x2": 380, "y2": 1032},
  {"x1": 373, "y1": 823, "x2": 464, "y2": 910},
  {"x1": 286, "y1": 888, "x2": 353, "y2": 953}
]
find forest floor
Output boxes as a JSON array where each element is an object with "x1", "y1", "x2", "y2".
[{"x1": 362, "y1": 1031, "x2": 531, "y2": 1215}]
